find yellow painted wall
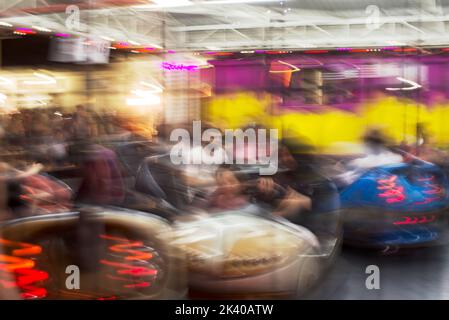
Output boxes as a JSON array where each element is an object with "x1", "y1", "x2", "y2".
[{"x1": 205, "y1": 92, "x2": 449, "y2": 154}]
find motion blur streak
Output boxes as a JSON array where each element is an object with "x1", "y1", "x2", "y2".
[
  {"x1": 100, "y1": 234, "x2": 153, "y2": 261},
  {"x1": 100, "y1": 234, "x2": 158, "y2": 289},
  {"x1": 0, "y1": 239, "x2": 48, "y2": 299},
  {"x1": 0, "y1": 239, "x2": 42, "y2": 256}
]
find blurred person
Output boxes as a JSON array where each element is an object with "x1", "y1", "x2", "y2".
[
  {"x1": 5, "y1": 113, "x2": 25, "y2": 147},
  {"x1": 252, "y1": 142, "x2": 312, "y2": 222},
  {"x1": 208, "y1": 166, "x2": 250, "y2": 211},
  {"x1": 30, "y1": 110, "x2": 51, "y2": 140},
  {"x1": 337, "y1": 128, "x2": 403, "y2": 185},
  {"x1": 208, "y1": 160, "x2": 311, "y2": 222},
  {"x1": 75, "y1": 142, "x2": 125, "y2": 205},
  {"x1": 72, "y1": 105, "x2": 97, "y2": 141},
  {"x1": 181, "y1": 124, "x2": 229, "y2": 206},
  {"x1": 47, "y1": 129, "x2": 68, "y2": 166}
]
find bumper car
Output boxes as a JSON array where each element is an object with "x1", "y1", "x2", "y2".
[
  {"x1": 170, "y1": 211, "x2": 322, "y2": 299},
  {"x1": 340, "y1": 158, "x2": 449, "y2": 248},
  {"x1": 236, "y1": 164, "x2": 343, "y2": 272},
  {"x1": 0, "y1": 207, "x2": 187, "y2": 300},
  {"x1": 4, "y1": 172, "x2": 73, "y2": 220}
]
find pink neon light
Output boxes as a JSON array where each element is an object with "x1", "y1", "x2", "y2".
[
  {"x1": 414, "y1": 198, "x2": 439, "y2": 205},
  {"x1": 377, "y1": 175, "x2": 406, "y2": 204},
  {"x1": 414, "y1": 175, "x2": 444, "y2": 205},
  {"x1": 55, "y1": 33, "x2": 70, "y2": 38},
  {"x1": 15, "y1": 28, "x2": 36, "y2": 34},
  {"x1": 162, "y1": 62, "x2": 198, "y2": 71},
  {"x1": 393, "y1": 214, "x2": 436, "y2": 225}
]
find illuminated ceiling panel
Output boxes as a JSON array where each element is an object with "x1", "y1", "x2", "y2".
[{"x1": 0, "y1": 0, "x2": 449, "y2": 50}]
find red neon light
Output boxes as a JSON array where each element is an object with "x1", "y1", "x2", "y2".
[
  {"x1": 100, "y1": 234, "x2": 159, "y2": 290},
  {"x1": 0, "y1": 239, "x2": 48, "y2": 299},
  {"x1": 265, "y1": 50, "x2": 289, "y2": 54},
  {"x1": 15, "y1": 28, "x2": 36, "y2": 35},
  {"x1": 100, "y1": 235, "x2": 153, "y2": 261},
  {"x1": 98, "y1": 296, "x2": 117, "y2": 300},
  {"x1": 124, "y1": 282, "x2": 150, "y2": 289},
  {"x1": 377, "y1": 175, "x2": 406, "y2": 203},
  {"x1": 205, "y1": 52, "x2": 233, "y2": 56},
  {"x1": 393, "y1": 48, "x2": 417, "y2": 52},
  {"x1": 304, "y1": 50, "x2": 328, "y2": 54},
  {"x1": 15, "y1": 268, "x2": 49, "y2": 299},
  {"x1": 414, "y1": 198, "x2": 439, "y2": 205},
  {"x1": 393, "y1": 214, "x2": 436, "y2": 225},
  {"x1": 414, "y1": 175, "x2": 444, "y2": 205},
  {"x1": 100, "y1": 260, "x2": 158, "y2": 276}
]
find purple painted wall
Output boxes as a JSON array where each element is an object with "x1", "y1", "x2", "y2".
[{"x1": 207, "y1": 53, "x2": 449, "y2": 112}]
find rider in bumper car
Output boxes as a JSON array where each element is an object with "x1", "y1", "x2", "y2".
[{"x1": 336, "y1": 128, "x2": 449, "y2": 248}]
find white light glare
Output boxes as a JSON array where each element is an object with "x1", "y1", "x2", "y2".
[
  {"x1": 0, "y1": 77, "x2": 12, "y2": 85},
  {"x1": 151, "y1": 0, "x2": 192, "y2": 7},
  {"x1": 24, "y1": 73, "x2": 56, "y2": 85},
  {"x1": 385, "y1": 77, "x2": 422, "y2": 91},
  {"x1": 135, "y1": 0, "x2": 276, "y2": 9},
  {"x1": 126, "y1": 87, "x2": 162, "y2": 106},
  {"x1": 126, "y1": 95, "x2": 161, "y2": 106},
  {"x1": 101, "y1": 36, "x2": 115, "y2": 42},
  {"x1": 140, "y1": 82, "x2": 164, "y2": 93},
  {"x1": 32, "y1": 26, "x2": 52, "y2": 32}
]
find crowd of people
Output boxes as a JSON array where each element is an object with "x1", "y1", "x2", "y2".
[{"x1": 0, "y1": 103, "x2": 447, "y2": 228}]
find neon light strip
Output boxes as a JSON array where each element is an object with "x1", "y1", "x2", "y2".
[
  {"x1": 269, "y1": 60, "x2": 301, "y2": 74},
  {"x1": 386, "y1": 77, "x2": 422, "y2": 91},
  {"x1": 393, "y1": 214, "x2": 436, "y2": 225},
  {"x1": 162, "y1": 62, "x2": 198, "y2": 71},
  {"x1": 100, "y1": 235, "x2": 158, "y2": 290},
  {"x1": 377, "y1": 175, "x2": 405, "y2": 203},
  {"x1": 0, "y1": 239, "x2": 48, "y2": 299}
]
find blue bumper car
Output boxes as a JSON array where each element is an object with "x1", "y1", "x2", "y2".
[{"x1": 340, "y1": 160, "x2": 449, "y2": 248}]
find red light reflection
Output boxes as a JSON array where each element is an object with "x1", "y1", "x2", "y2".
[
  {"x1": 100, "y1": 234, "x2": 158, "y2": 290},
  {"x1": 0, "y1": 239, "x2": 48, "y2": 299}
]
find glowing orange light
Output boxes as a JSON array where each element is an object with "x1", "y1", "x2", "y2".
[
  {"x1": 0, "y1": 239, "x2": 48, "y2": 299},
  {"x1": 100, "y1": 235, "x2": 153, "y2": 261},
  {"x1": 0, "y1": 239, "x2": 42, "y2": 256},
  {"x1": 0, "y1": 254, "x2": 35, "y2": 271}
]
